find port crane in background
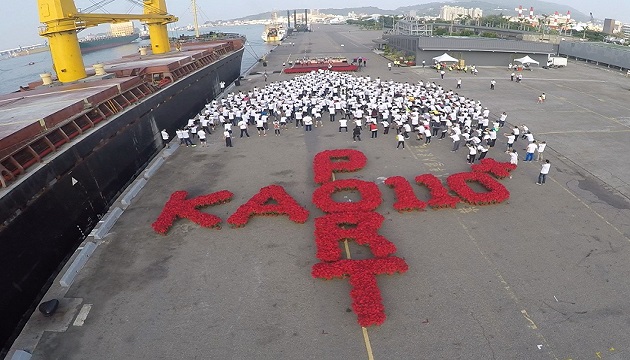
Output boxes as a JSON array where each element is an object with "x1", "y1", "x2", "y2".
[{"x1": 37, "y1": 0, "x2": 178, "y2": 83}]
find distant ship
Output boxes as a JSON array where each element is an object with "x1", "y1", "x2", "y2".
[
  {"x1": 79, "y1": 33, "x2": 139, "y2": 53},
  {"x1": 79, "y1": 21, "x2": 139, "y2": 53},
  {"x1": 261, "y1": 12, "x2": 286, "y2": 43},
  {"x1": 261, "y1": 24, "x2": 286, "y2": 42}
]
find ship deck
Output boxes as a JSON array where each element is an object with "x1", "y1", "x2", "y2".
[
  {"x1": 7, "y1": 25, "x2": 630, "y2": 360},
  {"x1": 0, "y1": 40, "x2": 238, "y2": 185}
]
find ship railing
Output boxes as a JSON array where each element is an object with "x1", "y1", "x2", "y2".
[{"x1": 0, "y1": 82, "x2": 158, "y2": 188}]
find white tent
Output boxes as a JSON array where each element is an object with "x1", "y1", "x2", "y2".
[
  {"x1": 433, "y1": 53, "x2": 459, "y2": 63},
  {"x1": 514, "y1": 55, "x2": 540, "y2": 65}
]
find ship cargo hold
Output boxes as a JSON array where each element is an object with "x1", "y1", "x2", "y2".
[{"x1": 0, "y1": 35, "x2": 244, "y2": 353}]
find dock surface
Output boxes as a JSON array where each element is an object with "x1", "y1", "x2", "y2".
[{"x1": 8, "y1": 25, "x2": 630, "y2": 360}]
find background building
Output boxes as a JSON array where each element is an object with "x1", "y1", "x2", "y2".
[
  {"x1": 603, "y1": 18, "x2": 616, "y2": 34},
  {"x1": 439, "y1": 6, "x2": 482, "y2": 21},
  {"x1": 385, "y1": 36, "x2": 557, "y2": 66}
]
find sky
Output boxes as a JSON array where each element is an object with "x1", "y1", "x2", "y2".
[{"x1": 2, "y1": 0, "x2": 628, "y2": 50}]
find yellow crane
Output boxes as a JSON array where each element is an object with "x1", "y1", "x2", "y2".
[{"x1": 37, "y1": 0, "x2": 178, "y2": 83}]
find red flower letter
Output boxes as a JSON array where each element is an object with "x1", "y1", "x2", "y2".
[
  {"x1": 227, "y1": 185, "x2": 309, "y2": 227},
  {"x1": 313, "y1": 149, "x2": 367, "y2": 184},
  {"x1": 471, "y1": 158, "x2": 517, "y2": 179},
  {"x1": 152, "y1": 190, "x2": 233, "y2": 234},
  {"x1": 415, "y1": 174, "x2": 460, "y2": 209},
  {"x1": 384, "y1": 176, "x2": 427, "y2": 212},
  {"x1": 447, "y1": 172, "x2": 510, "y2": 205},
  {"x1": 314, "y1": 212, "x2": 397, "y2": 261},
  {"x1": 312, "y1": 258, "x2": 409, "y2": 327},
  {"x1": 312, "y1": 179, "x2": 382, "y2": 213}
]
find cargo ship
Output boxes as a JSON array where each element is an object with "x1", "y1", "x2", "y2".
[
  {"x1": 0, "y1": 0, "x2": 243, "y2": 354},
  {"x1": 79, "y1": 33, "x2": 139, "y2": 53}
]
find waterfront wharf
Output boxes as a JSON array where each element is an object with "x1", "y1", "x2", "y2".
[{"x1": 7, "y1": 25, "x2": 630, "y2": 360}]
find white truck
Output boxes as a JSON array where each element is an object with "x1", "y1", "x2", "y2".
[{"x1": 547, "y1": 57, "x2": 568, "y2": 68}]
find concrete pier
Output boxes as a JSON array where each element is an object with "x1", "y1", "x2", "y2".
[{"x1": 7, "y1": 25, "x2": 630, "y2": 360}]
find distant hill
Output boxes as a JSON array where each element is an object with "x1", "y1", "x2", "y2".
[
  {"x1": 396, "y1": 1, "x2": 589, "y2": 21},
  {"x1": 225, "y1": 0, "x2": 589, "y2": 22}
]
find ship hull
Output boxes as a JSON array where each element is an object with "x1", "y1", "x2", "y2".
[{"x1": 0, "y1": 47, "x2": 244, "y2": 353}]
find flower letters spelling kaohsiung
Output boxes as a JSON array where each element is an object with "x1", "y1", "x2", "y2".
[
  {"x1": 470, "y1": 158, "x2": 517, "y2": 179},
  {"x1": 384, "y1": 176, "x2": 427, "y2": 212},
  {"x1": 447, "y1": 172, "x2": 510, "y2": 205},
  {"x1": 151, "y1": 151, "x2": 514, "y2": 326},
  {"x1": 313, "y1": 149, "x2": 367, "y2": 184},
  {"x1": 311, "y1": 150, "x2": 408, "y2": 327},
  {"x1": 152, "y1": 190, "x2": 233, "y2": 234},
  {"x1": 415, "y1": 174, "x2": 460, "y2": 209},
  {"x1": 227, "y1": 185, "x2": 309, "y2": 227}
]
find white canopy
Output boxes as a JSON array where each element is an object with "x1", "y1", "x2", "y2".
[
  {"x1": 433, "y1": 53, "x2": 458, "y2": 63},
  {"x1": 514, "y1": 55, "x2": 540, "y2": 65}
]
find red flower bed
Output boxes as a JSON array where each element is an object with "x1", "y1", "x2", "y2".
[
  {"x1": 313, "y1": 149, "x2": 367, "y2": 184},
  {"x1": 384, "y1": 176, "x2": 427, "y2": 212},
  {"x1": 447, "y1": 172, "x2": 510, "y2": 205},
  {"x1": 312, "y1": 179, "x2": 382, "y2": 213},
  {"x1": 471, "y1": 158, "x2": 517, "y2": 179},
  {"x1": 312, "y1": 257, "x2": 408, "y2": 327},
  {"x1": 227, "y1": 185, "x2": 309, "y2": 227},
  {"x1": 314, "y1": 212, "x2": 396, "y2": 261},
  {"x1": 415, "y1": 174, "x2": 460, "y2": 209},
  {"x1": 152, "y1": 190, "x2": 233, "y2": 234}
]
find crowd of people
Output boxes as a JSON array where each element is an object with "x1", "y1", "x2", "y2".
[{"x1": 162, "y1": 69, "x2": 550, "y2": 184}]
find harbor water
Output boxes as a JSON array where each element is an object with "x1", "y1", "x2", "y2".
[{"x1": 0, "y1": 24, "x2": 274, "y2": 95}]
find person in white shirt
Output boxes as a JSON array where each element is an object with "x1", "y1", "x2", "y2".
[
  {"x1": 505, "y1": 133, "x2": 515, "y2": 151},
  {"x1": 499, "y1": 112, "x2": 507, "y2": 127},
  {"x1": 536, "y1": 141, "x2": 547, "y2": 161},
  {"x1": 477, "y1": 144, "x2": 488, "y2": 160},
  {"x1": 381, "y1": 120, "x2": 390, "y2": 134},
  {"x1": 508, "y1": 149, "x2": 518, "y2": 178},
  {"x1": 525, "y1": 141, "x2": 537, "y2": 161},
  {"x1": 423, "y1": 126, "x2": 432, "y2": 144},
  {"x1": 537, "y1": 160, "x2": 551, "y2": 185},
  {"x1": 200, "y1": 116, "x2": 210, "y2": 134},
  {"x1": 303, "y1": 115, "x2": 313, "y2": 131},
  {"x1": 176, "y1": 128, "x2": 184, "y2": 145},
  {"x1": 255, "y1": 118, "x2": 266, "y2": 136},
  {"x1": 402, "y1": 123, "x2": 412, "y2": 139},
  {"x1": 197, "y1": 129, "x2": 207, "y2": 147},
  {"x1": 238, "y1": 119, "x2": 250, "y2": 138},
  {"x1": 223, "y1": 129, "x2": 232, "y2": 147},
  {"x1": 450, "y1": 132, "x2": 461, "y2": 152},
  {"x1": 339, "y1": 118, "x2": 348, "y2": 132},
  {"x1": 161, "y1": 129, "x2": 170, "y2": 148},
  {"x1": 396, "y1": 133, "x2": 405, "y2": 149},
  {"x1": 181, "y1": 128, "x2": 195, "y2": 147},
  {"x1": 467, "y1": 143, "x2": 477, "y2": 164}
]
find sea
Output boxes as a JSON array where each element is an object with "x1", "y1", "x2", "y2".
[{"x1": 0, "y1": 24, "x2": 274, "y2": 95}]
